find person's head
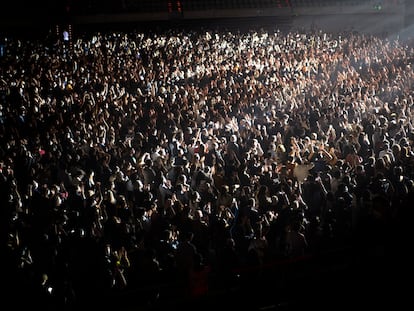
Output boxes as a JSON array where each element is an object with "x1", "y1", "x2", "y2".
[
  {"x1": 180, "y1": 230, "x2": 194, "y2": 242},
  {"x1": 366, "y1": 156, "x2": 375, "y2": 166},
  {"x1": 393, "y1": 165, "x2": 403, "y2": 176},
  {"x1": 342, "y1": 175, "x2": 352, "y2": 185},
  {"x1": 356, "y1": 165, "x2": 365, "y2": 174},
  {"x1": 375, "y1": 157, "x2": 386, "y2": 170},
  {"x1": 161, "y1": 229, "x2": 173, "y2": 242},
  {"x1": 338, "y1": 183, "x2": 348, "y2": 193},
  {"x1": 392, "y1": 143, "x2": 401, "y2": 155}
]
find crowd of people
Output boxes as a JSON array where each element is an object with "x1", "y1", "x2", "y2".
[{"x1": 1, "y1": 23, "x2": 414, "y2": 309}]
